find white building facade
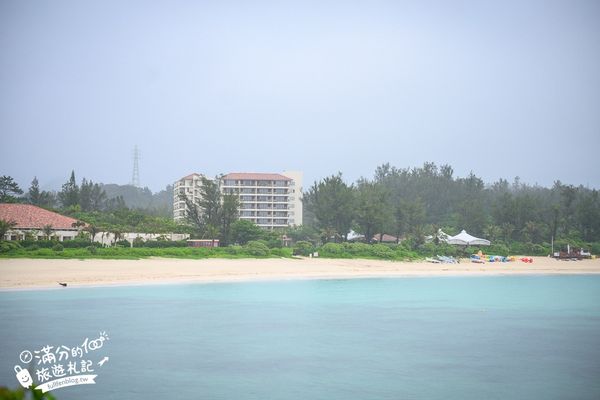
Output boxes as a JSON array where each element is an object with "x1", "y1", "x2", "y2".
[
  {"x1": 173, "y1": 173, "x2": 209, "y2": 222},
  {"x1": 173, "y1": 171, "x2": 303, "y2": 229}
]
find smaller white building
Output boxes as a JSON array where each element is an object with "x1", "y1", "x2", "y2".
[{"x1": 93, "y1": 232, "x2": 190, "y2": 246}]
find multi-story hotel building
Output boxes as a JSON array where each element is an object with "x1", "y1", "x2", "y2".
[
  {"x1": 173, "y1": 171, "x2": 303, "y2": 229},
  {"x1": 221, "y1": 171, "x2": 302, "y2": 229},
  {"x1": 173, "y1": 173, "x2": 209, "y2": 221}
]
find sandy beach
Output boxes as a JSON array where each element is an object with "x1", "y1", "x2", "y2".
[{"x1": 1, "y1": 256, "x2": 599, "y2": 290}]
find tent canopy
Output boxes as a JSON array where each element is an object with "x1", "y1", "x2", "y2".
[{"x1": 446, "y1": 230, "x2": 490, "y2": 246}]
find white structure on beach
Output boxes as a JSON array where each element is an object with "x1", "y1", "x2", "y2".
[
  {"x1": 173, "y1": 171, "x2": 303, "y2": 229},
  {"x1": 93, "y1": 232, "x2": 190, "y2": 246}
]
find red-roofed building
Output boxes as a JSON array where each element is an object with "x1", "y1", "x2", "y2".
[
  {"x1": 0, "y1": 203, "x2": 85, "y2": 241},
  {"x1": 221, "y1": 173, "x2": 292, "y2": 182}
]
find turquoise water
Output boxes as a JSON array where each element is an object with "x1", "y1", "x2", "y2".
[{"x1": 1, "y1": 276, "x2": 600, "y2": 399}]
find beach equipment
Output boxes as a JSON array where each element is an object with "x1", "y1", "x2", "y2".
[
  {"x1": 437, "y1": 255, "x2": 458, "y2": 264},
  {"x1": 446, "y1": 230, "x2": 491, "y2": 246},
  {"x1": 470, "y1": 254, "x2": 485, "y2": 264}
]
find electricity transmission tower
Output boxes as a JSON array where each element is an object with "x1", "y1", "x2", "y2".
[{"x1": 131, "y1": 145, "x2": 140, "y2": 187}]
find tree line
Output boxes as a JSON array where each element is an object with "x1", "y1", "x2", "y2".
[
  {"x1": 0, "y1": 172, "x2": 181, "y2": 239},
  {"x1": 303, "y1": 162, "x2": 600, "y2": 247}
]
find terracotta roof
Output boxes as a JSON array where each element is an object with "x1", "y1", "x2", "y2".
[
  {"x1": 222, "y1": 173, "x2": 291, "y2": 181},
  {"x1": 371, "y1": 234, "x2": 399, "y2": 243},
  {"x1": 180, "y1": 173, "x2": 204, "y2": 180},
  {"x1": 0, "y1": 204, "x2": 84, "y2": 230}
]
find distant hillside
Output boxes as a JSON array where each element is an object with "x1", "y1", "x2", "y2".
[{"x1": 100, "y1": 184, "x2": 173, "y2": 216}]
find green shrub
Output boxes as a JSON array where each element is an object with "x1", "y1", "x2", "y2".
[
  {"x1": 260, "y1": 230, "x2": 283, "y2": 248},
  {"x1": 0, "y1": 241, "x2": 21, "y2": 253},
  {"x1": 270, "y1": 248, "x2": 293, "y2": 257},
  {"x1": 371, "y1": 244, "x2": 395, "y2": 259},
  {"x1": 293, "y1": 241, "x2": 314, "y2": 256},
  {"x1": 52, "y1": 243, "x2": 64, "y2": 252},
  {"x1": 394, "y1": 246, "x2": 419, "y2": 260},
  {"x1": 18, "y1": 240, "x2": 54, "y2": 249},
  {"x1": 244, "y1": 241, "x2": 270, "y2": 257},
  {"x1": 488, "y1": 243, "x2": 510, "y2": 256},
  {"x1": 61, "y1": 240, "x2": 92, "y2": 248},
  {"x1": 343, "y1": 242, "x2": 371, "y2": 256},
  {"x1": 319, "y1": 243, "x2": 346, "y2": 257},
  {"x1": 224, "y1": 245, "x2": 243, "y2": 255},
  {"x1": 87, "y1": 246, "x2": 97, "y2": 254}
]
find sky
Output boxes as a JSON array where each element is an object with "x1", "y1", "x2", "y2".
[{"x1": 1, "y1": 0, "x2": 599, "y2": 192}]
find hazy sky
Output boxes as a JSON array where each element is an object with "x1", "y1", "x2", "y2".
[{"x1": 1, "y1": 0, "x2": 599, "y2": 192}]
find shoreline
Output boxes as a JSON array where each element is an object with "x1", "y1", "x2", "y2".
[{"x1": 1, "y1": 257, "x2": 600, "y2": 291}]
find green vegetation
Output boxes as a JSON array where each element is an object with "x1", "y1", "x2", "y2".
[
  {"x1": 303, "y1": 162, "x2": 600, "y2": 253},
  {"x1": 0, "y1": 176, "x2": 24, "y2": 203},
  {"x1": 0, "y1": 241, "x2": 293, "y2": 260},
  {"x1": 179, "y1": 175, "x2": 240, "y2": 245},
  {"x1": 2, "y1": 162, "x2": 599, "y2": 260},
  {"x1": 0, "y1": 384, "x2": 57, "y2": 400}
]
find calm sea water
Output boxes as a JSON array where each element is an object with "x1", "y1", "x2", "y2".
[{"x1": 1, "y1": 276, "x2": 600, "y2": 399}]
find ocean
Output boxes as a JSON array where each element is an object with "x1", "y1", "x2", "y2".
[{"x1": 1, "y1": 275, "x2": 599, "y2": 399}]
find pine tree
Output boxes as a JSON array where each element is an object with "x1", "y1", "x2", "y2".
[
  {"x1": 58, "y1": 170, "x2": 80, "y2": 208},
  {"x1": 0, "y1": 176, "x2": 24, "y2": 203},
  {"x1": 28, "y1": 177, "x2": 41, "y2": 205}
]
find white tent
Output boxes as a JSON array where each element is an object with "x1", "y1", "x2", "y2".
[{"x1": 446, "y1": 230, "x2": 490, "y2": 246}]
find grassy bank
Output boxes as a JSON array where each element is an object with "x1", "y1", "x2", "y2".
[
  {"x1": 0, "y1": 241, "x2": 292, "y2": 260},
  {"x1": 1, "y1": 239, "x2": 597, "y2": 261}
]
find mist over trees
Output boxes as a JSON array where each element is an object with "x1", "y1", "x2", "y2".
[{"x1": 303, "y1": 162, "x2": 600, "y2": 246}]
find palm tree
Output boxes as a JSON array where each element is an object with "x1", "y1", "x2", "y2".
[
  {"x1": 42, "y1": 224, "x2": 54, "y2": 240},
  {"x1": 0, "y1": 219, "x2": 17, "y2": 240},
  {"x1": 111, "y1": 228, "x2": 122, "y2": 247},
  {"x1": 85, "y1": 224, "x2": 99, "y2": 243}
]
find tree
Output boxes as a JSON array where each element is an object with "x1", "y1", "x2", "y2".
[
  {"x1": 0, "y1": 219, "x2": 17, "y2": 240},
  {"x1": 58, "y1": 171, "x2": 79, "y2": 208},
  {"x1": 303, "y1": 173, "x2": 354, "y2": 241},
  {"x1": 181, "y1": 177, "x2": 221, "y2": 237},
  {"x1": 79, "y1": 178, "x2": 107, "y2": 211},
  {"x1": 27, "y1": 177, "x2": 56, "y2": 208},
  {"x1": 181, "y1": 176, "x2": 239, "y2": 242},
  {"x1": 85, "y1": 224, "x2": 99, "y2": 243},
  {"x1": 353, "y1": 180, "x2": 392, "y2": 243},
  {"x1": 219, "y1": 193, "x2": 240, "y2": 245},
  {"x1": 394, "y1": 198, "x2": 426, "y2": 242},
  {"x1": 110, "y1": 227, "x2": 122, "y2": 247},
  {"x1": 205, "y1": 224, "x2": 219, "y2": 247},
  {"x1": 106, "y1": 195, "x2": 127, "y2": 211},
  {"x1": 285, "y1": 225, "x2": 320, "y2": 244},
  {"x1": 28, "y1": 177, "x2": 41, "y2": 205},
  {"x1": 42, "y1": 224, "x2": 54, "y2": 240},
  {"x1": 0, "y1": 176, "x2": 23, "y2": 203},
  {"x1": 231, "y1": 219, "x2": 263, "y2": 245}
]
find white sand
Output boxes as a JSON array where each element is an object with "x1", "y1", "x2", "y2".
[{"x1": 1, "y1": 257, "x2": 600, "y2": 290}]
